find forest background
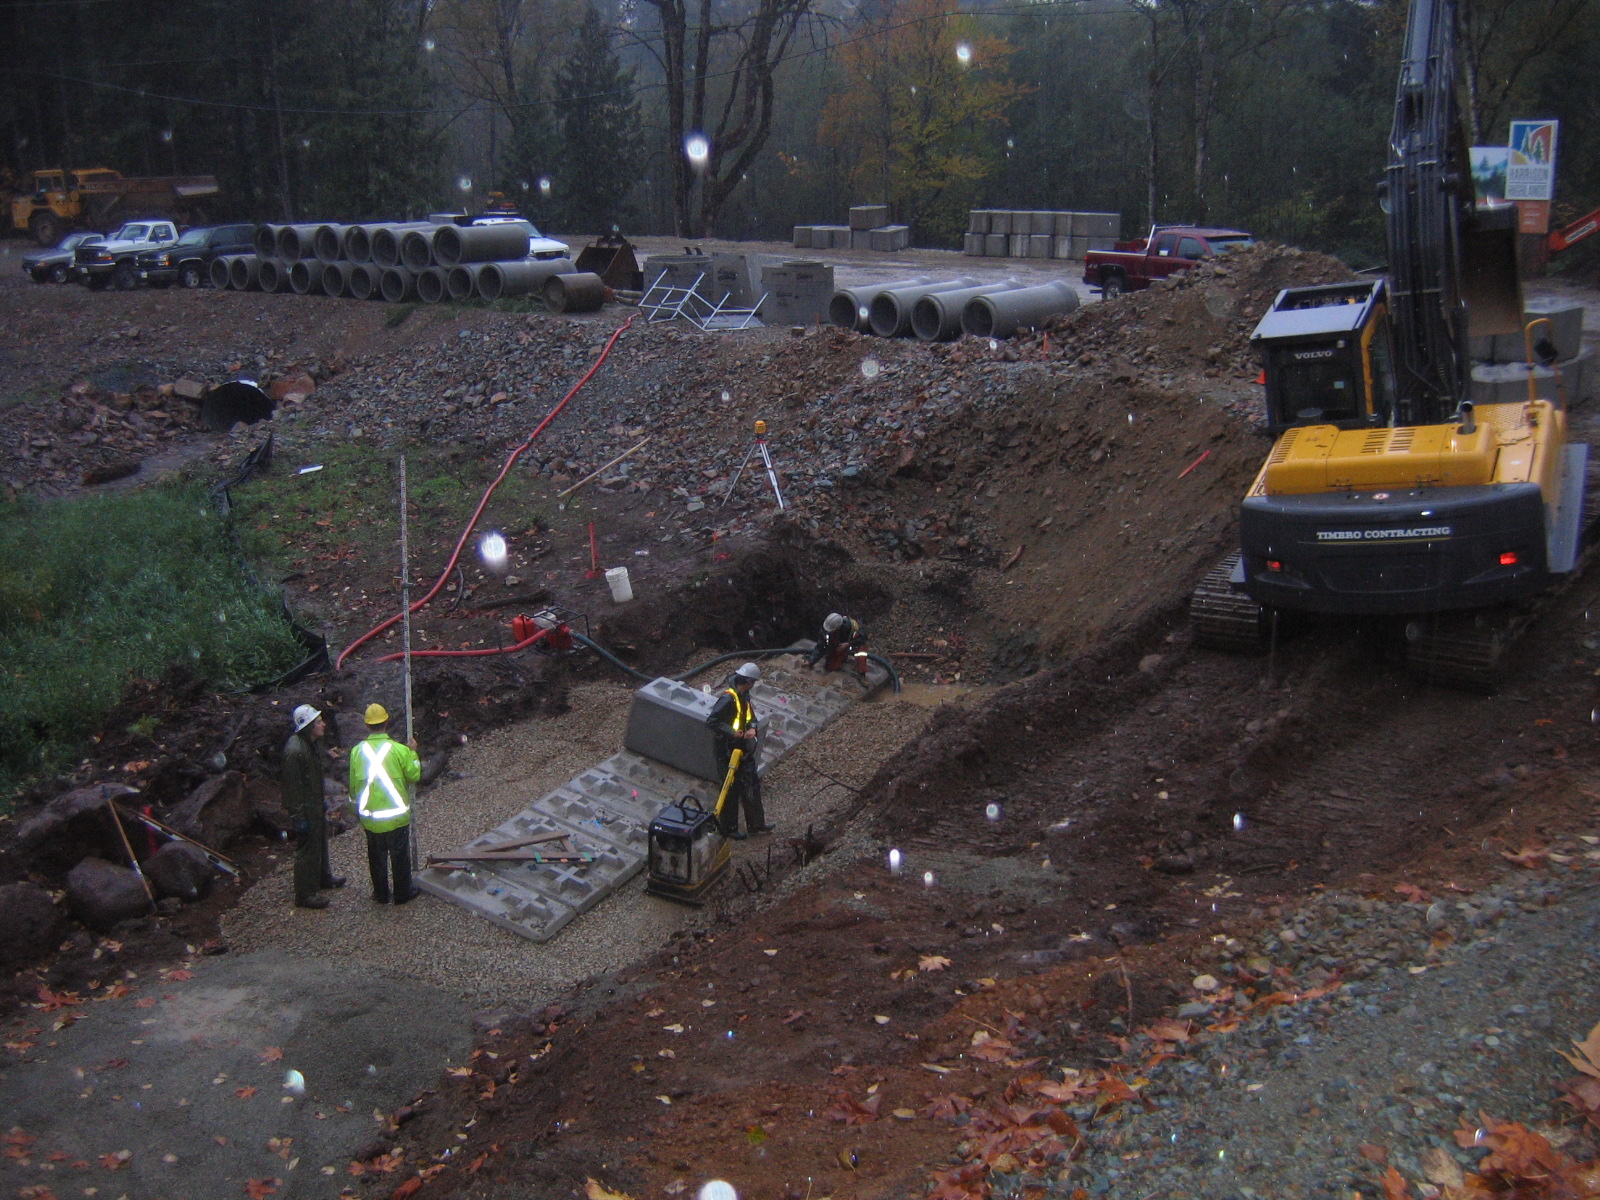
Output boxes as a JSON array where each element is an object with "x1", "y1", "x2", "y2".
[{"x1": 1, "y1": 0, "x2": 1596, "y2": 268}]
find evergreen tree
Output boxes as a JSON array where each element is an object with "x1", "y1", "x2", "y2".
[{"x1": 550, "y1": 7, "x2": 641, "y2": 233}]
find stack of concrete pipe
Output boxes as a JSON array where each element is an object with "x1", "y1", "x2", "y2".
[
  {"x1": 212, "y1": 219, "x2": 584, "y2": 307},
  {"x1": 825, "y1": 273, "x2": 1079, "y2": 340}
]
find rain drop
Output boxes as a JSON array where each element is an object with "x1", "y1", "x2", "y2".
[
  {"x1": 456, "y1": 175, "x2": 472, "y2": 192},
  {"x1": 1232, "y1": 812, "x2": 1245, "y2": 832},
  {"x1": 721, "y1": 390, "x2": 731, "y2": 403},
  {"x1": 423, "y1": 37, "x2": 436, "y2": 51},
  {"x1": 685, "y1": 133, "x2": 711, "y2": 167},
  {"x1": 860, "y1": 358, "x2": 881, "y2": 379},
  {"x1": 699, "y1": 1183, "x2": 738, "y2": 1200},
  {"x1": 283, "y1": 1069, "x2": 306, "y2": 1096},
  {"x1": 538, "y1": 176, "x2": 552, "y2": 197},
  {"x1": 887, "y1": 848, "x2": 902, "y2": 873},
  {"x1": 955, "y1": 41, "x2": 972, "y2": 65},
  {"x1": 923, "y1": 871, "x2": 936, "y2": 888},
  {"x1": 480, "y1": 532, "x2": 507, "y2": 569},
  {"x1": 984, "y1": 802, "x2": 1002, "y2": 823}
]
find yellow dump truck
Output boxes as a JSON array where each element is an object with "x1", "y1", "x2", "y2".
[{"x1": 10, "y1": 167, "x2": 220, "y2": 246}]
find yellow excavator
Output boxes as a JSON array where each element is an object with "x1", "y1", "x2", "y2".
[{"x1": 1193, "y1": 0, "x2": 1588, "y2": 688}]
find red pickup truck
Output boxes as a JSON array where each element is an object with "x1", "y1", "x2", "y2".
[{"x1": 1083, "y1": 225, "x2": 1254, "y2": 298}]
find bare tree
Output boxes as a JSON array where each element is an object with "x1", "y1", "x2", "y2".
[{"x1": 1456, "y1": 0, "x2": 1595, "y2": 145}]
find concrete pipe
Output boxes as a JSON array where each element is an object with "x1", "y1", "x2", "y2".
[
  {"x1": 400, "y1": 227, "x2": 445, "y2": 270},
  {"x1": 380, "y1": 266, "x2": 417, "y2": 303},
  {"x1": 288, "y1": 259, "x2": 326, "y2": 295},
  {"x1": 476, "y1": 256, "x2": 575, "y2": 301},
  {"x1": 415, "y1": 266, "x2": 447, "y2": 304},
  {"x1": 276, "y1": 224, "x2": 322, "y2": 261},
  {"x1": 319, "y1": 261, "x2": 348, "y2": 297},
  {"x1": 343, "y1": 224, "x2": 380, "y2": 264},
  {"x1": 371, "y1": 223, "x2": 432, "y2": 269},
  {"x1": 911, "y1": 280, "x2": 1025, "y2": 342},
  {"x1": 867, "y1": 276, "x2": 981, "y2": 338},
  {"x1": 346, "y1": 263, "x2": 382, "y2": 300},
  {"x1": 253, "y1": 224, "x2": 283, "y2": 258},
  {"x1": 257, "y1": 258, "x2": 290, "y2": 293},
  {"x1": 827, "y1": 276, "x2": 934, "y2": 331},
  {"x1": 313, "y1": 224, "x2": 351, "y2": 263},
  {"x1": 433, "y1": 221, "x2": 534, "y2": 267},
  {"x1": 230, "y1": 254, "x2": 263, "y2": 291},
  {"x1": 211, "y1": 256, "x2": 236, "y2": 290},
  {"x1": 446, "y1": 263, "x2": 486, "y2": 302},
  {"x1": 962, "y1": 280, "x2": 1080, "y2": 340},
  {"x1": 543, "y1": 271, "x2": 606, "y2": 314}
]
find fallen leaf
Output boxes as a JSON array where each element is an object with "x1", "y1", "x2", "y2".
[
  {"x1": 392, "y1": 1178, "x2": 424, "y2": 1199},
  {"x1": 235, "y1": 1086, "x2": 258, "y2": 1099},
  {"x1": 98, "y1": 1149, "x2": 132, "y2": 1170},
  {"x1": 661, "y1": 1023, "x2": 684, "y2": 1034},
  {"x1": 135, "y1": 997, "x2": 158, "y2": 1009},
  {"x1": 1501, "y1": 843, "x2": 1549, "y2": 869},
  {"x1": 259, "y1": 1047, "x2": 284, "y2": 1063},
  {"x1": 1359, "y1": 1142, "x2": 1389, "y2": 1164},
  {"x1": 585, "y1": 1177, "x2": 637, "y2": 1200},
  {"x1": 446, "y1": 1066, "x2": 473, "y2": 1078},
  {"x1": 1394, "y1": 882, "x2": 1431, "y2": 903},
  {"x1": 1558, "y1": 1020, "x2": 1600, "y2": 1081},
  {"x1": 34, "y1": 986, "x2": 82, "y2": 1012},
  {"x1": 1145, "y1": 1018, "x2": 1192, "y2": 1044},
  {"x1": 243, "y1": 1178, "x2": 280, "y2": 1199},
  {"x1": 1421, "y1": 1146, "x2": 1464, "y2": 1188},
  {"x1": 1379, "y1": 1165, "x2": 1410, "y2": 1200},
  {"x1": 918, "y1": 955, "x2": 951, "y2": 972},
  {"x1": 165, "y1": 970, "x2": 194, "y2": 981}
]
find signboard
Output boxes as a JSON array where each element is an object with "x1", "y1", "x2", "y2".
[
  {"x1": 1506, "y1": 119, "x2": 1558, "y2": 201},
  {"x1": 1470, "y1": 146, "x2": 1508, "y2": 206},
  {"x1": 1517, "y1": 201, "x2": 1551, "y2": 236}
]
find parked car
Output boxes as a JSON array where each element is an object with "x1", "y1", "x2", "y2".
[
  {"x1": 1082, "y1": 225, "x2": 1254, "y2": 297},
  {"x1": 136, "y1": 223, "x2": 255, "y2": 288},
  {"x1": 21, "y1": 232, "x2": 104, "y2": 283},
  {"x1": 75, "y1": 219, "x2": 179, "y2": 290}
]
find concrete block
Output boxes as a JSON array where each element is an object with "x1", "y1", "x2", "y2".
[
  {"x1": 1028, "y1": 234, "x2": 1052, "y2": 258},
  {"x1": 830, "y1": 226, "x2": 854, "y2": 249},
  {"x1": 990, "y1": 211, "x2": 1011, "y2": 236},
  {"x1": 1008, "y1": 234, "x2": 1028, "y2": 258},
  {"x1": 1476, "y1": 298, "x2": 1586, "y2": 364},
  {"x1": 710, "y1": 253, "x2": 759, "y2": 306},
  {"x1": 760, "y1": 259, "x2": 834, "y2": 325},
  {"x1": 643, "y1": 254, "x2": 713, "y2": 298},
  {"x1": 1087, "y1": 236, "x2": 1117, "y2": 253},
  {"x1": 1054, "y1": 212, "x2": 1076, "y2": 237},
  {"x1": 850, "y1": 204, "x2": 889, "y2": 231},
  {"x1": 969, "y1": 210, "x2": 991, "y2": 235},
  {"x1": 965, "y1": 233, "x2": 986, "y2": 256},
  {"x1": 792, "y1": 226, "x2": 813, "y2": 249},
  {"x1": 1053, "y1": 236, "x2": 1073, "y2": 259},
  {"x1": 870, "y1": 225, "x2": 910, "y2": 252},
  {"x1": 1030, "y1": 211, "x2": 1055, "y2": 235},
  {"x1": 851, "y1": 229, "x2": 875, "y2": 251},
  {"x1": 1011, "y1": 213, "x2": 1034, "y2": 238},
  {"x1": 1072, "y1": 211, "x2": 1122, "y2": 238},
  {"x1": 984, "y1": 233, "x2": 1008, "y2": 257},
  {"x1": 1470, "y1": 361, "x2": 1564, "y2": 406}
]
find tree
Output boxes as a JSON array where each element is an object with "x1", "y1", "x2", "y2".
[
  {"x1": 550, "y1": 6, "x2": 641, "y2": 231},
  {"x1": 818, "y1": 0, "x2": 1021, "y2": 245},
  {"x1": 1453, "y1": 0, "x2": 1597, "y2": 144}
]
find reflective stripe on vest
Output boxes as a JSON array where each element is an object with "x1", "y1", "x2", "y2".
[
  {"x1": 356, "y1": 740, "x2": 407, "y2": 821},
  {"x1": 723, "y1": 688, "x2": 753, "y2": 732}
]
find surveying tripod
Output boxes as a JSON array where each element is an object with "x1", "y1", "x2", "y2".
[{"x1": 720, "y1": 419, "x2": 787, "y2": 510}]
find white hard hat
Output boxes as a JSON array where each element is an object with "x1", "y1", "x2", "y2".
[
  {"x1": 735, "y1": 662, "x2": 762, "y2": 682},
  {"x1": 823, "y1": 612, "x2": 845, "y2": 632},
  {"x1": 292, "y1": 704, "x2": 322, "y2": 732}
]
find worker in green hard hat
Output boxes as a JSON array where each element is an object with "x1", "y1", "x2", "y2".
[
  {"x1": 706, "y1": 662, "x2": 772, "y2": 840},
  {"x1": 348, "y1": 703, "x2": 421, "y2": 904}
]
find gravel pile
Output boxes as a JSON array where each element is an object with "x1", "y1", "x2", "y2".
[{"x1": 1044, "y1": 847, "x2": 1600, "y2": 1199}]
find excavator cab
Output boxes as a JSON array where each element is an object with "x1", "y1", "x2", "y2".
[{"x1": 1254, "y1": 281, "x2": 1397, "y2": 436}]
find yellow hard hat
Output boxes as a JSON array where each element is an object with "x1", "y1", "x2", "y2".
[{"x1": 364, "y1": 702, "x2": 389, "y2": 725}]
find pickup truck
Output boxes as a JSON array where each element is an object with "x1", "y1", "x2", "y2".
[
  {"x1": 1083, "y1": 225, "x2": 1254, "y2": 298},
  {"x1": 76, "y1": 219, "x2": 180, "y2": 290},
  {"x1": 136, "y1": 223, "x2": 255, "y2": 288}
]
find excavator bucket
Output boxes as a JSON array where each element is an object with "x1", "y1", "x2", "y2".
[
  {"x1": 1461, "y1": 204, "x2": 1523, "y2": 338},
  {"x1": 574, "y1": 233, "x2": 644, "y2": 291}
]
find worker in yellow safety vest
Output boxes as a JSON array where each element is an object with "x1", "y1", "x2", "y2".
[
  {"x1": 705, "y1": 662, "x2": 772, "y2": 840},
  {"x1": 348, "y1": 703, "x2": 422, "y2": 905}
]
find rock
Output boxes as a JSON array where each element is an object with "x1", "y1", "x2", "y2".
[
  {"x1": 171, "y1": 379, "x2": 207, "y2": 401},
  {"x1": 267, "y1": 372, "x2": 316, "y2": 402},
  {"x1": 0, "y1": 882, "x2": 69, "y2": 972},
  {"x1": 169, "y1": 771, "x2": 254, "y2": 849},
  {"x1": 142, "y1": 841, "x2": 215, "y2": 902},
  {"x1": 66, "y1": 857, "x2": 151, "y2": 931},
  {"x1": 14, "y1": 782, "x2": 138, "y2": 872}
]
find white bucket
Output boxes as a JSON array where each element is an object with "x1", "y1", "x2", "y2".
[{"x1": 605, "y1": 566, "x2": 634, "y2": 603}]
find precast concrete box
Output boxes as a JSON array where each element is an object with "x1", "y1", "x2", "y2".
[
  {"x1": 1072, "y1": 212, "x2": 1122, "y2": 238},
  {"x1": 985, "y1": 233, "x2": 1008, "y2": 257},
  {"x1": 1470, "y1": 361, "x2": 1566, "y2": 406},
  {"x1": 1471, "y1": 298, "x2": 1586, "y2": 364},
  {"x1": 1030, "y1": 211, "x2": 1055, "y2": 235},
  {"x1": 1054, "y1": 212, "x2": 1076, "y2": 237},
  {"x1": 850, "y1": 204, "x2": 890, "y2": 231},
  {"x1": 1087, "y1": 236, "x2": 1117, "y2": 253},
  {"x1": 851, "y1": 229, "x2": 875, "y2": 251},
  {"x1": 871, "y1": 225, "x2": 910, "y2": 252},
  {"x1": 829, "y1": 226, "x2": 854, "y2": 249},
  {"x1": 969, "y1": 210, "x2": 992, "y2": 235},
  {"x1": 1028, "y1": 234, "x2": 1052, "y2": 259},
  {"x1": 623, "y1": 677, "x2": 729, "y2": 783},
  {"x1": 761, "y1": 260, "x2": 834, "y2": 325},
  {"x1": 793, "y1": 226, "x2": 814, "y2": 249},
  {"x1": 644, "y1": 254, "x2": 713, "y2": 296},
  {"x1": 964, "y1": 233, "x2": 985, "y2": 256},
  {"x1": 1008, "y1": 234, "x2": 1028, "y2": 258},
  {"x1": 1053, "y1": 236, "x2": 1074, "y2": 259},
  {"x1": 990, "y1": 211, "x2": 1012, "y2": 236}
]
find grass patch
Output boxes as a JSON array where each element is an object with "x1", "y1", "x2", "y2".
[
  {"x1": 0, "y1": 485, "x2": 305, "y2": 798},
  {"x1": 384, "y1": 302, "x2": 419, "y2": 328}
]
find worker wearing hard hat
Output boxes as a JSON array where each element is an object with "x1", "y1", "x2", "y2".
[
  {"x1": 706, "y1": 662, "x2": 772, "y2": 840},
  {"x1": 282, "y1": 704, "x2": 345, "y2": 909},
  {"x1": 348, "y1": 703, "x2": 422, "y2": 904},
  {"x1": 807, "y1": 612, "x2": 869, "y2": 686}
]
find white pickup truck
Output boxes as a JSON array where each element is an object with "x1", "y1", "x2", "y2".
[{"x1": 76, "y1": 219, "x2": 180, "y2": 290}]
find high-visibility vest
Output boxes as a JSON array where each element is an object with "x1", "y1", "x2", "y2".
[
  {"x1": 723, "y1": 688, "x2": 754, "y2": 733},
  {"x1": 351, "y1": 736, "x2": 413, "y2": 832}
]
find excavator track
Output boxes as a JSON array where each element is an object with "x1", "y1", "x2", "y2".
[{"x1": 1191, "y1": 553, "x2": 1267, "y2": 652}]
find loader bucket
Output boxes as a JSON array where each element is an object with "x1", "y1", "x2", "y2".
[
  {"x1": 574, "y1": 234, "x2": 644, "y2": 290},
  {"x1": 1461, "y1": 204, "x2": 1524, "y2": 338}
]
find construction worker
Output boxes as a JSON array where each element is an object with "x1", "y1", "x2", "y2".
[
  {"x1": 706, "y1": 662, "x2": 772, "y2": 840},
  {"x1": 348, "y1": 703, "x2": 422, "y2": 905},
  {"x1": 807, "y1": 612, "x2": 869, "y2": 686},
  {"x1": 282, "y1": 704, "x2": 345, "y2": 909}
]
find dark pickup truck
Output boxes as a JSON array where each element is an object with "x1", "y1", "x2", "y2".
[
  {"x1": 1083, "y1": 226, "x2": 1254, "y2": 298},
  {"x1": 136, "y1": 223, "x2": 255, "y2": 288}
]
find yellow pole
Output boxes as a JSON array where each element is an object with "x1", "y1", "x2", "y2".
[{"x1": 712, "y1": 748, "x2": 743, "y2": 824}]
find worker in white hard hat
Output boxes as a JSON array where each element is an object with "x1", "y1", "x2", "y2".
[
  {"x1": 807, "y1": 611, "x2": 869, "y2": 686},
  {"x1": 348, "y1": 703, "x2": 422, "y2": 904},
  {"x1": 282, "y1": 704, "x2": 344, "y2": 909},
  {"x1": 705, "y1": 662, "x2": 772, "y2": 839}
]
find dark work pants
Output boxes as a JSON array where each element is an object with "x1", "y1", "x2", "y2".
[
  {"x1": 716, "y1": 752, "x2": 765, "y2": 836},
  {"x1": 293, "y1": 811, "x2": 330, "y2": 903},
  {"x1": 365, "y1": 825, "x2": 414, "y2": 903}
]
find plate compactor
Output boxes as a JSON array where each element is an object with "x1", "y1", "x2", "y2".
[{"x1": 646, "y1": 748, "x2": 744, "y2": 904}]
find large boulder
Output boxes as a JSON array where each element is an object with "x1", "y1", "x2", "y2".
[
  {"x1": 142, "y1": 841, "x2": 215, "y2": 902},
  {"x1": 14, "y1": 783, "x2": 138, "y2": 873},
  {"x1": 66, "y1": 857, "x2": 151, "y2": 932},
  {"x1": 168, "y1": 771, "x2": 253, "y2": 850},
  {"x1": 0, "y1": 882, "x2": 69, "y2": 973}
]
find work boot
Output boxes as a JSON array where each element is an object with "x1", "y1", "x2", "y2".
[
  {"x1": 372, "y1": 892, "x2": 391, "y2": 904},
  {"x1": 296, "y1": 895, "x2": 331, "y2": 910},
  {"x1": 724, "y1": 829, "x2": 747, "y2": 841},
  {"x1": 322, "y1": 875, "x2": 347, "y2": 889},
  {"x1": 751, "y1": 825, "x2": 775, "y2": 835},
  {"x1": 393, "y1": 890, "x2": 417, "y2": 905}
]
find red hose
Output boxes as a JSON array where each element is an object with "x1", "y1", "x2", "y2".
[
  {"x1": 337, "y1": 315, "x2": 636, "y2": 669},
  {"x1": 374, "y1": 627, "x2": 548, "y2": 663}
]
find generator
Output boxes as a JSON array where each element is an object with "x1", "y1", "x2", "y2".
[{"x1": 644, "y1": 794, "x2": 729, "y2": 905}]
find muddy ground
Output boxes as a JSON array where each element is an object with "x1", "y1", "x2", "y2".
[{"x1": 3, "y1": 238, "x2": 1600, "y2": 1200}]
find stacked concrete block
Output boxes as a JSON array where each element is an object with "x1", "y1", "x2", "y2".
[
  {"x1": 990, "y1": 211, "x2": 1012, "y2": 236},
  {"x1": 761, "y1": 260, "x2": 835, "y2": 325},
  {"x1": 850, "y1": 204, "x2": 891, "y2": 230},
  {"x1": 1028, "y1": 211, "x2": 1053, "y2": 235},
  {"x1": 1470, "y1": 298, "x2": 1585, "y2": 364},
  {"x1": 963, "y1": 209, "x2": 1122, "y2": 257},
  {"x1": 984, "y1": 233, "x2": 1008, "y2": 256},
  {"x1": 1072, "y1": 212, "x2": 1121, "y2": 238},
  {"x1": 969, "y1": 210, "x2": 993, "y2": 234},
  {"x1": 792, "y1": 226, "x2": 815, "y2": 249},
  {"x1": 1468, "y1": 297, "x2": 1591, "y2": 407},
  {"x1": 1027, "y1": 234, "x2": 1051, "y2": 258},
  {"x1": 870, "y1": 225, "x2": 910, "y2": 252}
]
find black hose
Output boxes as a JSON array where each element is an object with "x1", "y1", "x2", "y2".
[
  {"x1": 865, "y1": 652, "x2": 902, "y2": 694},
  {"x1": 571, "y1": 631, "x2": 655, "y2": 682},
  {"x1": 674, "y1": 647, "x2": 800, "y2": 683}
]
